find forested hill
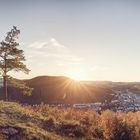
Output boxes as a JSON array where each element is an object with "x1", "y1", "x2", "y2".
[{"x1": 0, "y1": 76, "x2": 113, "y2": 104}]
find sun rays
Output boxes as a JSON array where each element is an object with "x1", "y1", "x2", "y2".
[{"x1": 57, "y1": 77, "x2": 95, "y2": 102}]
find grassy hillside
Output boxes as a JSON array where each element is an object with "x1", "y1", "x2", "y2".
[
  {"x1": 0, "y1": 101, "x2": 140, "y2": 140},
  {"x1": 0, "y1": 101, "x2": 64, "y2": 140}
]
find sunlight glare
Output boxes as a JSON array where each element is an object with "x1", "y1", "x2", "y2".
[{"x1": 67, "y1": 71, "x2": 86, "y2": 81}]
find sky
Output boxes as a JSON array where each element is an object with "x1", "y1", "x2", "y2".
[{"x1": 0, "y1": 0, "x2": 140, "y2": 81}]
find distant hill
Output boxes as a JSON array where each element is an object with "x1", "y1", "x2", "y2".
[
  {"x1": 1, "y1": 76, "x2": 140, "y2": 104},
  {"x1": 83, "y1": 81, "x2": 140, "y2": 95},
  {"x1": 0, "y1": 76, "x2": 113, "y2": 104}
]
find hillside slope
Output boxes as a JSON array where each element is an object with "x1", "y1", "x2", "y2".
[
  {"x1": 0, "y1": 101, "x2": 69, "y2": 140},
  {"x1": 0, "y1": 76, "x2": 114, "y2": 104},
  {"x1": 0, "y1": 101, "x2": 140, "y2": 140}
]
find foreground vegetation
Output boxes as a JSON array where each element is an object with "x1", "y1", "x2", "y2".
[{"x1": 0, "y1": 101, "x2": 140, "y2": 140}]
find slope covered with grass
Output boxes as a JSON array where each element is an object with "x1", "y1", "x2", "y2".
[
  {"x1": 0, "y1": 101, "x2": 140, "y2": 140},
  {"x1": 0, "y1": 101, "x2": 67, "y2": 140}
]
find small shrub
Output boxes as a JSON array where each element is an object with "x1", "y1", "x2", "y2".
[
  {"x1": 58, "y1": 122, "x2": 85, "y2": 138},
  {"x1": 43, "y1": 117, "x2": 57, "y2": 131}
]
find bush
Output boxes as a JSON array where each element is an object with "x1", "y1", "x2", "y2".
[
  {"x1": 35, "y1": 106, "x2": 140, "y2": 139},
  {"x1": 58, "y1": 122, "x2": 85, "y2": 138}
]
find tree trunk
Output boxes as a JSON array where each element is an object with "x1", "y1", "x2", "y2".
[{"x1": 3, "y1": 75, "x2": 8, "y2": 101}]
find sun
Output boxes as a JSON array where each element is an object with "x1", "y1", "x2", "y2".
[{"x1": 67, "y1": 71, "x2": 86, "y2": 81}]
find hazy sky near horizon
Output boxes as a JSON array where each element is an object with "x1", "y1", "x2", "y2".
[{"x1": 0, "y1": 0, "x2": 140, "y2": 81}]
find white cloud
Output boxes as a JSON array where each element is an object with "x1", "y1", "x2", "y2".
[
  {"x1": 29, "y1": 42, "x2": 46, "y2": 49},
  {"x1": 23, "y1": 38, "x2": 82, "y2": 67},
  {"x1": 29, "y1": 38, "x2": 65, "y2": 50}
]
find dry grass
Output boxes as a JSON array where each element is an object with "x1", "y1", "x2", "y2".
[{"x1": 0, "y1": 101, "x2": 140, "y2": 140}]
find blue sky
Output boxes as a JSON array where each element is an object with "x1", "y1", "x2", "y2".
[{"x1": 0, "y1": 0, "x2": 140, "y2": 81}]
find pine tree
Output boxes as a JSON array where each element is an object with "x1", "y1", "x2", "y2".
[{"x1": 0, "y1": 26, "x2": 31, "y2": 101}]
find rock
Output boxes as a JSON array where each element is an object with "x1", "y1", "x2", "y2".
[
  {"x1": 0, "y1": 126, "x2": 19, "y2": 136},
  {"x1": 2, "y1": 128, "x2": 18, "y2": 135}
]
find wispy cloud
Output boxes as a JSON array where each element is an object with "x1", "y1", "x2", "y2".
[
  {"x1": 23, "y1": 38, "x2": 82, "y2": 67},
  {"x1": 29, "y1": 38, "x2": 65, "y2": 50}
]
